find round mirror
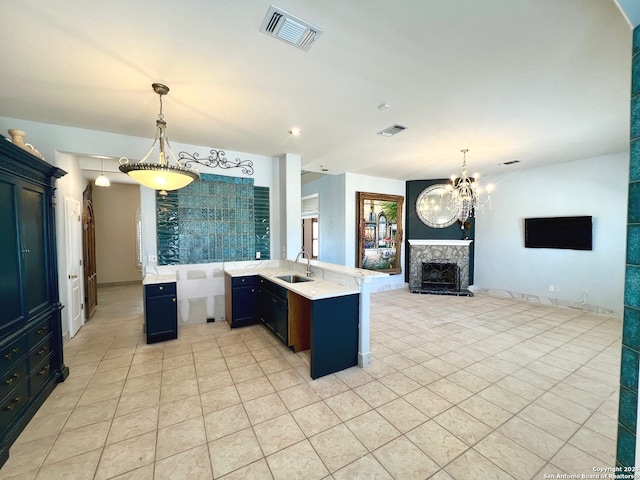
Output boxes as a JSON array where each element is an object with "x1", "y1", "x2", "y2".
[{"x1": 416, "y1": 184, "x2": 458, "y2": 228}]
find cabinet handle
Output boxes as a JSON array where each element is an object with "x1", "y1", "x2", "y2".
[
  {"x1": 37, "y1": 365, "x2": 50, "y2": 376},
  {"x1": 159, "y1": 286, "x2": 164, "y2": 291},
  {"x1": 4, "y1": 396, "x2": 21, "y2": 411},
  {"x1": 5, "y1": 373, "x2": 19, "y2": 385},
  {"x1": 37, "y1": 326, "x2": 48, "y2": 334},
  {"x1": 4, "y1": 348, "x2": 20, "y2": 360},
  {"x1": 251, "y1": 289, "x2": 255, "y2": 293},
  {"x1": 37, "y1": 346, "x2": 49, "y2": 356},
  {"x1": 172, "y1": 298, "x2": 176, "y2": 303}
]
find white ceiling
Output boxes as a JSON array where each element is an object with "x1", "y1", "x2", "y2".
[{"x1": 0, "y1": 1, "x2": 632, "y2": 182}]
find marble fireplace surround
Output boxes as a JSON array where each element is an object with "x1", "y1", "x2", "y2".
[{"x1": 408, "y1": 240, "x2": 472, "y2": 291}]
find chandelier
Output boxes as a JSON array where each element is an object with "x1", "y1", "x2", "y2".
[
  {"x1": 119, "y1": 83, "x2": 200, "y2": 192},
  {"x1": 449, "y1": 149, "x2": 492, "y2": 227}
]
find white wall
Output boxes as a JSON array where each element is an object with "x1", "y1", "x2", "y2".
[
  {"x1": 54, "y1": 152, "x2": 88, "y2": 340},
  {"x1": 345, "y1": 173, "x2": 406, "y2": 291},
  {"x1": 302, "y1": 172, "x2": 406, "y2": 291},
  {"x1": 475, "y1": 152, "x2": 628, "y2": 316},
  {"x1": 302, "y1": 174, "x2": 347, "y2": 265}
]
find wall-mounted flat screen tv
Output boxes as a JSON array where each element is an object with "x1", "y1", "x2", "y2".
[{"x1": 524, "y1": 216, "x2": 592, "y2": 251}]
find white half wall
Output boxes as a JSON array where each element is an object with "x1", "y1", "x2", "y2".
[{"x1": 474, "y1": 152, "x2": 628, "y2": 316}]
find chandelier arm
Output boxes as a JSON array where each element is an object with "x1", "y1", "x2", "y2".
[
  {"x1": 163, "y1": 137, "x2": 187, "y2": 168},
  {"x1": 137, "y1": 135, "x2": 160, "y2": 164}
]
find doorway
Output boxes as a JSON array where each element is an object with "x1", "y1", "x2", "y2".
[
  {"x1": 83, "y1": 186, "x2": 98, "y2": 320},
  {"x1": 301, "y1": 193, "x2": 319, "y2": 259},
  {"x1": 302, "y1": 217, "x2": 318, "y2": 259}
]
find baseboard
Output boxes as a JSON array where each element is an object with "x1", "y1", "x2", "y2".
[{"x1": 97, "y1": 280, "x2": 142, "y2": 287}]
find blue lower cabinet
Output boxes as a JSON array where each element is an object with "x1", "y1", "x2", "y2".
[
  {"x1": 144, "y1": 283, "x2": 178, "y2": 344},
  {"x1": 310, "y1": 294, "x2": 359, "y2": 379},
  {"x1": 225, "y1": 275, "x2": 259, "y2": 328},
  {"x1": 256, "y1": 278, "x2": 288, "y2": 342},
  {"x1": 227, "y1": 275, "x2": 360, "y2": 380}
]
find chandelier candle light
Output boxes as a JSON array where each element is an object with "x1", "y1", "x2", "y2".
[
  {"x1": 449, "y1": 149, "x2": 493, "y2": 227},
  {"x1": 119, "y1": 83, "x2": 200, "y2": 192}
]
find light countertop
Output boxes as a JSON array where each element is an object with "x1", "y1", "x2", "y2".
[
  {"x1": 142, "y1": 271, "x2": 177, "y2": 285},
  {"x1": 225, "y1": 267, "x2": 360, "y2": 300}
]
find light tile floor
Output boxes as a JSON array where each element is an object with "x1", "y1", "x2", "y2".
[{"x1": 0, "y1": 286, "x2": 622, "y2": 479}]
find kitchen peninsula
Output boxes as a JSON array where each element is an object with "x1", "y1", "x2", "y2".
[
  {"x1": 227, "y1": 259, "x2": 380, "y2": 379},
  {"x1": 144, "y1": 259, "x2": 383, "y2": 379}
]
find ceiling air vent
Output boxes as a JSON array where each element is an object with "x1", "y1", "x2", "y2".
[
  {"x1": 260, "y1": 5, "x2": 323, "y2": 51},
  {"x1": 500, "y1": 160, "x2": 521, "y2": 166},
  {"x1": 377, "y1": 124, "x2": 407, "y2": 137}
]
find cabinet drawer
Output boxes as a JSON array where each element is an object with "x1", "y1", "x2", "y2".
[
  {"x1": 29, "y1": 334, "x2": 53, "y2": 369},
  {"x1": 0, "y1": 359, "x2": 27, "y2": 401},
  {"x1": 232, "y1": 276, "x2": 257, "y2": 287},
  {"x1": 0, "y1": 380, "x2": 29, "y2": 433},
  {"x1": 30, "y1": 354, "x2": 53, "y2": 395},
  {"x1": 145, "y1": 283, "x2": 176, "y2": 297},
  {"x1": 0, "y1": 336, "x2": 28, "y2": 371},
  {"x1": 28, "y1": 317, "x2": 52, "y2": 348}
]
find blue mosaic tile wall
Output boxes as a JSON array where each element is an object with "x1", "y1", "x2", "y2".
[
  {"x1": 254, "y1": 186, "x2": 271, "y2": 260},
  {"x1": 617, "y1": 24, "x2": 640, "y2": 470},
  {"x1": 156, "y1": 174, "x2": 269, "y2": 265}
]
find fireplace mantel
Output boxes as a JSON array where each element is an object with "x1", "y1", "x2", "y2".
[{"x1": 408, "y1": 239, "x2": 473, "y2": 247}]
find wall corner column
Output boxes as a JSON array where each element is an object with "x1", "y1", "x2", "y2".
[{"x1": 617, "y1": 24, "x2": 640, "y2": 470}]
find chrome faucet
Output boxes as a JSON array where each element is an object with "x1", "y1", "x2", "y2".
[{"x1": 295, "y1": 249, "x2": 312, "y2": 277}]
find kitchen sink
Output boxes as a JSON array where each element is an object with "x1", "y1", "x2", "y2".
[{"x1": 276, "y1": 274, "x2": 313, "y2": 283}]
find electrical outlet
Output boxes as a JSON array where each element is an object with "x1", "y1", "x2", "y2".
[
  {"x1": 548, "y1": 285, "x2": 554, "y2": 292},
  {"x1": 148, "y1": 254, "x2": 158, "y2": 263},
  {"x1": 554, "y1": 286, "x2": 560, "y2": 292}
]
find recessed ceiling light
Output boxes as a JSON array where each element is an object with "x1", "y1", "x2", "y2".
[
  {"x1": 289, "y1": 128, "x2": 302, "y2": 136},
  {"x1": 377, "y1": 103, "x2": 391, "y2": 111}
]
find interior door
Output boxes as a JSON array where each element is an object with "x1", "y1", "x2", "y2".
[
  {"x1": 82, "y1": 196, "x2": 97, "y2": 319},
  {"x1": 65, "y1": 197, "x2": 83, "y2": 337}
]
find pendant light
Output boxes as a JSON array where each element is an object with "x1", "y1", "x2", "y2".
[
  {"x1": 95, "y1": 158, "x2": 110, "y2": 187},
  {"x1": 119, "y1": 83, "x2": 200, "y2": 191}
]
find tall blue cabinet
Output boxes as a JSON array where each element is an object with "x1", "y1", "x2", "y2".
[{"x1": 0, "y1": 136, "x2": 68, "y2": 467}]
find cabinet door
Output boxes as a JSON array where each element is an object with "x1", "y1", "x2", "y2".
[
  {"x1": 274, "y1": 295, "x2": 288, "y2": 345},
  {"x1": 19, "y1": 187, "x2": 48, "y2": 316},
  {"x1": 146, "y1": 294, "x2": 177, "y2": 343},
  {"x1": 265, "y1": 293, "x2": 276, "y2": 333},
  {"x1": 0, "y1": 180, "x2": 22, "y2": 335},
  {"x1": 231, "y1": 285, "x2": 257, "y2": 326},
  {"x1": 258, "y1": 288, "x2": 267, "y2": 325}
]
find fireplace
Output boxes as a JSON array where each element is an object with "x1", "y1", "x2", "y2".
[
  {"x1": 408, "y1": 239, "x2": 473, "y2": 296},
  {"x1": 422, "y1": 262, "x2": 459, "y2": 292}
]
